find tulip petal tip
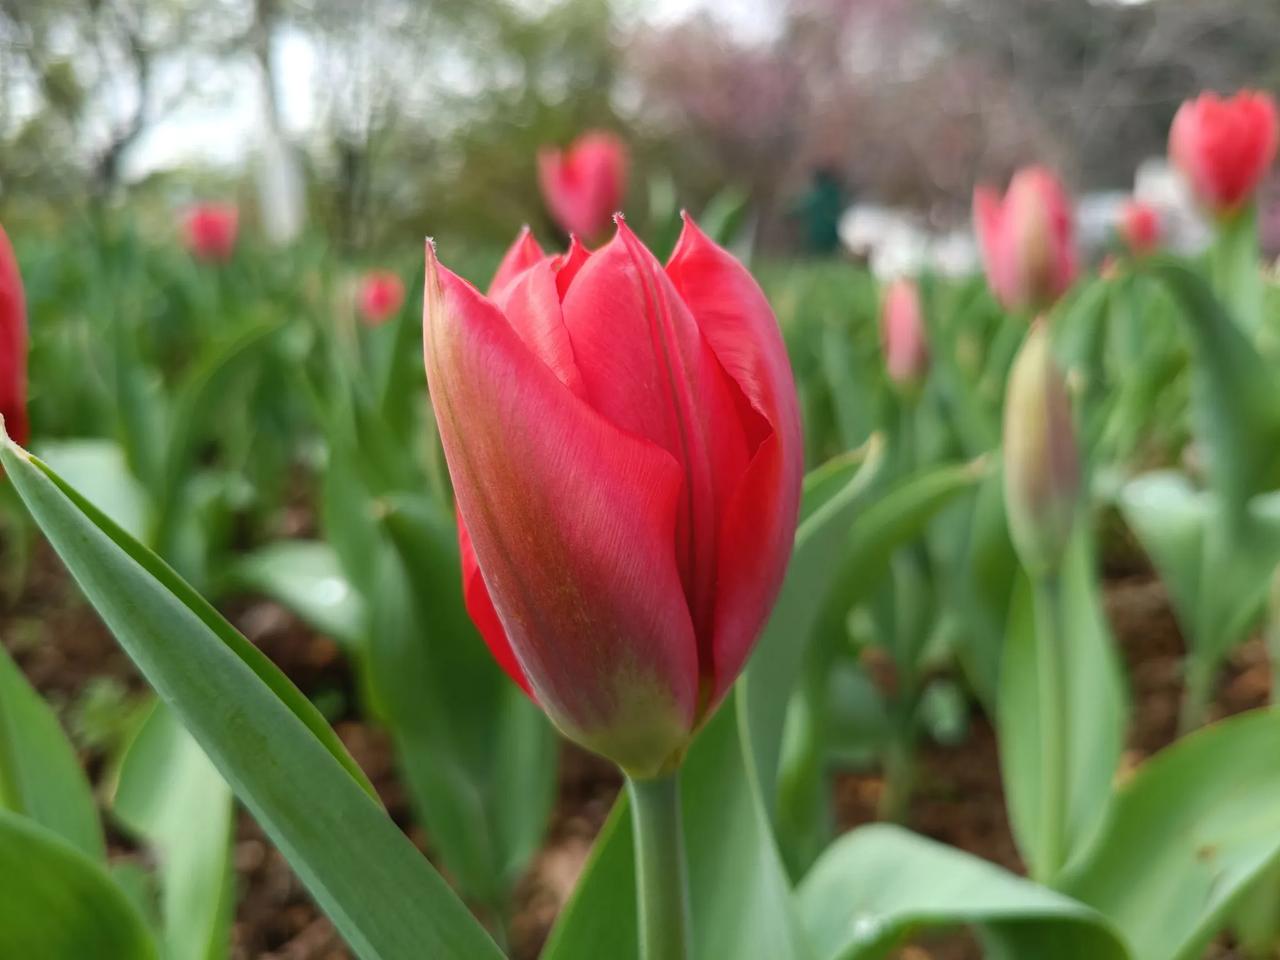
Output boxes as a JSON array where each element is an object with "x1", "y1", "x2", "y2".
[{"x1": 0, "y1": 414, "x2": 25, "y2": 456}]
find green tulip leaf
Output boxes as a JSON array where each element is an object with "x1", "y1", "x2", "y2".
[
  {"x1": 1064, "y1": 708, "x2": 1280, "y2": 960},
  {"x1": 1117, "y1": 471, "x2": 1205, "y2": 634},
  {"x1": 0, "y1": 435, "x2": 504, "y2": 960},
  {"x1": 35, "y1": 438, "x2": 150, "y2": 542},
  {"x1": 0, "y1": 642, "x2": 105, "y2": 862},
  {"x1": 998, "y1": 532, "x2": 1128, "y2": 880},
  {"x1": 797, "y1": 823, "x2": 1128, "y2": 960},
  {"x1": 226, "y1": 540, "x2": 365, "y2": 650},
  {"x1": 740, "y1": 437, "x2": 888, "y2": 813},
  {"x1": 1148, "y1": 258, "x2": 1280, "y2": 510},
  {"x1": 112, "y1": 700, "x2": 234, "y2": 960},
  {"x1": 0, "y1": 810, "x2": 157, "y2": 960}
]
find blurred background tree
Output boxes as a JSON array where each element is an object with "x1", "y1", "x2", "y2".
[{"x1": 0, "y1": 0, "x2": 1276, "y2": 254}]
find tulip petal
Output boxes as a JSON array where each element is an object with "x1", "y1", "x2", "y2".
[
  {"x1": 972, "y1": 187, "x2": 1006, "y2": 300},
  {"x1": 554, "y1": 235, "x2": 592, "y2": 298},
  {"x1": 0, "y1": 225, "x2": 27, "y2": 447},
  {"x1": 424, "y1": 244, "x2": 698, "y2": 771},
  {"x1": 666, "y1": 215, "x2": 803, "y2": 703},
  {"x1": 491, "y1": 259, "x2": 582, "y2": 393},
  {"x1": 457, "y1": 514, "x2": 533, "y2": 697},
  {"x1": 560, "y1": 220, "x2": 751, "y2": 669},
  {"x1": 488, "y1": 226, "x2": 546, "y2": 298}
]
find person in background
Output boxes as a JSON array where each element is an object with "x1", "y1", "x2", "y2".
[{"x1": 791, "y1": 166, "x2": 847, "y2": 255}]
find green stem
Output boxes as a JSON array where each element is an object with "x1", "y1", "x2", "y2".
[
  {"x1": 1032, "y1": 574, "x2": 1068, "y2": 885},
  {"x1": 878, "y1": 727, "x2": 916, "y2": 824},
  {"x1": 1180, "y1": 651, "x2": 1217, "y2": 735},
  {"x1": 628, "y1": 773, "x2": 692, "y2": 960}
]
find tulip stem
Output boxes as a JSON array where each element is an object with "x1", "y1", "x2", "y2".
[
  {"x1": 1033, "y1": 573, "x2": 1068, "y2": 886},
  {"x1": 628, "y1": 772, "x2": 692, "y2": 960}
]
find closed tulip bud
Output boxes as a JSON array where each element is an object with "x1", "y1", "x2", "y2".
[
  {"x1": 973, "y1": 167, "x2": 1078, "y2": 313},
  {"x1": 538, "y1": 131, "x2": 628, "y2": 242},
  {"x1": 1119, "y1": 200, "x2": 1161, "y2": 256},
  {"x1": 1170, "y1": 90, "x2": 1278, "y2": 218},
  {"x1": 182, "y1": 203, "x2": 239, "y2": 262},
  {"x1": 0, "y1": 224, "x2": 27, "y2": 447},
  {"x1": 1003, "y1": 321, "x2": 1079, "y2": 576},
  {"x1": 880, "y1": 278, "x2": 929, "y2": 389},
  {"x1": 356, "y1": 270, "x2": 405, "y2": 326},
  {"x1": 425, "y1": 215, "x2": 803, "y2": 778}
]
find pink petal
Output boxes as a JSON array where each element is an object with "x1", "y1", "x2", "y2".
[
  {"x1": 560, "y1": 219, "x2": 751, "y2": 666},
  {"x1": 488, "y1": 226, "x2": 546, "y2": 298},
  {"x1": 458, "y1": 513, "x2": 533, "y2": 697},
  {"x1": 491, "y1": 259, "x2": 582, "y2": 393},
  {"x1": 665, "y1": 215, "x2": 803, "y2": 703}
]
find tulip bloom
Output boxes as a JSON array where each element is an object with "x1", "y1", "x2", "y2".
[
  {"x1": 424, "y1": 216, "x2": 803, "y2": 778},
  {"x1": 973, "y1": 167, "x2": 1078, "y2": 313},
  {"x1": 1170, "y1": 90, "x2": 1278, "y2": 217},
  {"x1": 538, "y1": 131, "x2": 628, "y2": 241},
  {"x1": 1119, "y1": 200, "x2": 1161, "y2": 256},
  {"x1": 880, "y1": 278, "x2": 928, "y2": 388},
  {"x1": 0, "y1": 225, "x2": 26, "y2": 446},
  {"x1": 357, "y1": 270, "x2": 405, "y2": 326},
  {"x1": 182, "y1": 203, "x2": 239, "y2": 262}
]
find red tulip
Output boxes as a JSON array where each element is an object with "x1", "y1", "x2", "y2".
[
  {"x1": 182, "y1": 203, "x2": 239, "y2": 262},
  {"x1": 1169, "y1": 90, "x2": 1278, "y2": 217},
  {"x1": 425, "y1": 215, "x2": 803, "y2": 777},
  {"x1": 880, "y1": 278, "x2": 928, "y2": 388},
  {"x1": 538, "y1": 131, "x2": 628, "y2": 241},
  {"x1": 1119, "y1": 200, "x2": 1161, "y2": 256},
  {"x1": 973, "y1": 167, "x2": 1078, "y2": 313},
  {"x1": 357, "y1": 270, "x2": 405, "y2": 326},
  {"x1": 0, "y1": 224, "x2": 27, "y2": 447}
]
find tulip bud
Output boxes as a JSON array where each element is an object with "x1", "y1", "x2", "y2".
[
  {"x1": 356, "y1": 270, "x2": 405, "y2": 326},
  {"x1": 0, "y1": 224, "x2": 27, "y2": 447},
  {"x1": 425, "y1": 216, "x2": 802, "y2": 778},
  {"x1": 538, "y1": 131, "x2": 628, "y2": 242},
  {"x1": 973, "y1": 167, "x2": 1078, "y2": 313},
  {"x1": 1119, "y1": 200, "x2": 1161, "y2": 256},
  {"x1": 1170, "y1": 90, "x2": 1278, "y2": 218},
  {"x1": 182, "y1": 203, "x2": 239, "y2": 262},
  {"x1": 1002, "y1": 321, "x2": 1080, "y2": 576},
  {"x1": 879, "y1": 278, "x2": 928, "y2": 389}
]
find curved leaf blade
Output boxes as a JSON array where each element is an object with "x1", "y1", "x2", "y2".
[
  {"x1": 0, "y1": 436, "x2": 504, "y2": 960},
  {"x1": 0, "y1": 643, "x2": 105, "y2": 862},
  {"x1": 113, "y1": 701, "x2": 235, "y2": 960},
  {"x1": 0, "y1": 810, "x2": 157, "y2": 960},
  {"x1": 798, "y1": 824, "x2": 1128, "y2": 960},
  {"x1": 1064, "y1": 708, "x2": 1280, "y2": 960}
]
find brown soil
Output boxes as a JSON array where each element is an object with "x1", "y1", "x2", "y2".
[{"x1": 2, "y1": 543, "x2": 1274, "y2": 960}]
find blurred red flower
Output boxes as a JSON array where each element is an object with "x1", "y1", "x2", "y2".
[
  {"x1": 357, "y1": 271, "x2": 405, "y2": 326},
  {"x1": 1170, "y1": 90, "x2": 1278, "y2": 217},
  {"x1": 537, "y1": 132, "x2": 628, "y2": 241},
  {"x1": 880, "y1": 277, "x2": 928, "y2": 388},
  {"x1": 1119, "y1": 200, "x2": 1161, "y2": 256},
  {"x1": 973, "y1": 167, "x2": 1077, "y2": 313},
  {"x1": 182, "y1": 203, "x2": 239, "y2": 262}
]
